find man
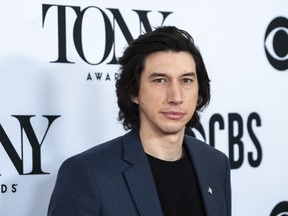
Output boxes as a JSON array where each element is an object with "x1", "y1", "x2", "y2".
[{"x1": 48, "y1": 26, "x2": 231, "y2": 216}]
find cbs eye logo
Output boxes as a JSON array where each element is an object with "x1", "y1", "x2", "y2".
[
  {"x1": 264, "y1": 17, "x2": 288, "y2": 71},
  {"x1": 185, "y1": 122, "x2": 206, "y2": 142},
  {"x1": 270, "y1": 201, "x2": 288, "y2": 216}
]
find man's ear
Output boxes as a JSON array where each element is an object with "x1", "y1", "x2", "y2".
[{"x1": 131, "y1": 96, "x2": 139, "y2": 104}]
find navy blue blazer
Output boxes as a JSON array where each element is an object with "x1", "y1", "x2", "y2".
[{"x1": 48, "y1": 130, "x2": 231, "y2": 216}]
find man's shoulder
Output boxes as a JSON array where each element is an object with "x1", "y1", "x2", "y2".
[
  {"x1": 62, "y1": 132, "x2": 130, "y2": 171},
  {"x1": 82, "y1": 135, "x2": 124, "y2": 157},
  {"x1": 184, "y1": 135, "x2": 228, "y2": 160},
  {"x1": 184, "y1": 135, "x2": 230, "y2": 176}
]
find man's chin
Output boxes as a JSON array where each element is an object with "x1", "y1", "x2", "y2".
[{"x1": 159, "y1": 125, "x2": 185, "y2": 135}]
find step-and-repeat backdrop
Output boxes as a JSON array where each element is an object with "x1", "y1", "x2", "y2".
[{"x1": 1, "y1": 0, "x2": 287, "y2": 215}]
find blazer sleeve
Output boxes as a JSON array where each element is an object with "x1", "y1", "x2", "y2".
[{"x1": 47, "y1": 155, "x2": 100, "y2": 216}]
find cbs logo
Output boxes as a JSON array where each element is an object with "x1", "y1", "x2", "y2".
[
  {"x1": 270, "y1": 201, "x2": 288, "y2": 216},
  {"x1": 264, "y1": 17, "x2": 288, "y2": 71}
]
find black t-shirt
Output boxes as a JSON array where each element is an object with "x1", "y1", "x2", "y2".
[{"x1": 147, "y1": 152, "x2": 206, "y2": 216}]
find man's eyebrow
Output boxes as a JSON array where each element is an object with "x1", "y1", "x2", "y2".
[
  {"x1": 181, "y1": 72, "x2": 197, "y2": 77},
  {"x1": 149, "y1": 72, "x2": 196, "y2": 78},
  {"x1": 149, "y1": 72, "x2": 167, "y2": 78}
]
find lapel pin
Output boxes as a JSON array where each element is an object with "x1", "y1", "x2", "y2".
[{"x1": 208, "y1": 187, "x2": 213, "y2": 196}]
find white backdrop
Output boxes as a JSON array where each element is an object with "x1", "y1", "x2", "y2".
[{"x1": 0, "y1": 0, "x2": 288, "y2": 215}]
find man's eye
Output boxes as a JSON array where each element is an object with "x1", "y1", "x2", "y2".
[
  {"x1": 182, "y1": 78, "x2": 193, "y2": 83},
  {"x1": 153, "y1": 78, "x2": 166, "y2": 83}
]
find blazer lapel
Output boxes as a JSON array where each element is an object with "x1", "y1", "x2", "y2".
[
  {"x1": 184, "y1": 136, "x2": 220, "y2": 216},
  {"x1": 122, "y1": 131, "x2": 163, "y2": 216}
]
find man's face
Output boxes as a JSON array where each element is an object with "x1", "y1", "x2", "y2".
[{"x1": 132, "y1": 51, "x2": 199, "y2": 136}]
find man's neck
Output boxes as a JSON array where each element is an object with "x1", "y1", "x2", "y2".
[{"x1": 139, "y1": 128, "x2": 185, "y2": 161}]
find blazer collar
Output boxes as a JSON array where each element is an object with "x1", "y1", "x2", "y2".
[
  {"x1": 122, "y1": 130, "x2": 163, "y2": 216},
  {"x1": 122, "y1": 130, "x2": 146, "y2": 165},
  {"x1": 184, "y1": 135, "x2": 220, "y2": 216}
]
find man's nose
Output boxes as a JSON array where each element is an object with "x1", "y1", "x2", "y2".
[{"x1": 167, "y1": 82, "x2": 183, "y2": 105}]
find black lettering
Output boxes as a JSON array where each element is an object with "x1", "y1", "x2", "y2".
[
  {"x1": 11, "y1": 184, "x2": 17, "y2": 193},
  {"x1": 42, "y1": 4, "x2": 81, "y2": 63},
  {"x1": 209, "y1": 113, "x2": 224, "y2": 147},
  {"x1": 228, "y1": 113, "x2": 244, "y2": 169},
  {"x1": 95, "y1": 72, "x2": 102, "y2": 80},
  {"x1": 133, "y1": 10, "x2": 173, "y2": 33},
  {"x1": 43, "y1": 4, "x2": 173, "y2": 65},
  {"x1": 106, "y1": 8, "x2": 134, "y2": 64},
  {"x1": 12, "y1": 115, "x2": 60, "y2": 174},
  {"x1": 87, "y1": 73, "x2": 92, "y2": 81},
  {"x1": 0, "y1": 125, "x2": 24, "y2": 175},
  {"x1": 247, "y1": 112, "x2": 262, "y2": 167},
  {"x1": 73, "y1": 6, "x2": 114, "y2": 65},
  {"x1": 106, "y1": 9, "x2": 173, "y2": 64},
  {"x1": 114, "y1": 72, "x2": 120, "y2": 80},
  {"x1": 0, "y1": 115, "x2": 60, "y2": 175},
  {"x1": 105, "y1": 73, "x2": 111, "y2": 81},
  {"x1": 1, "y1": 184, "x2": 7, "y2": 193}
]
